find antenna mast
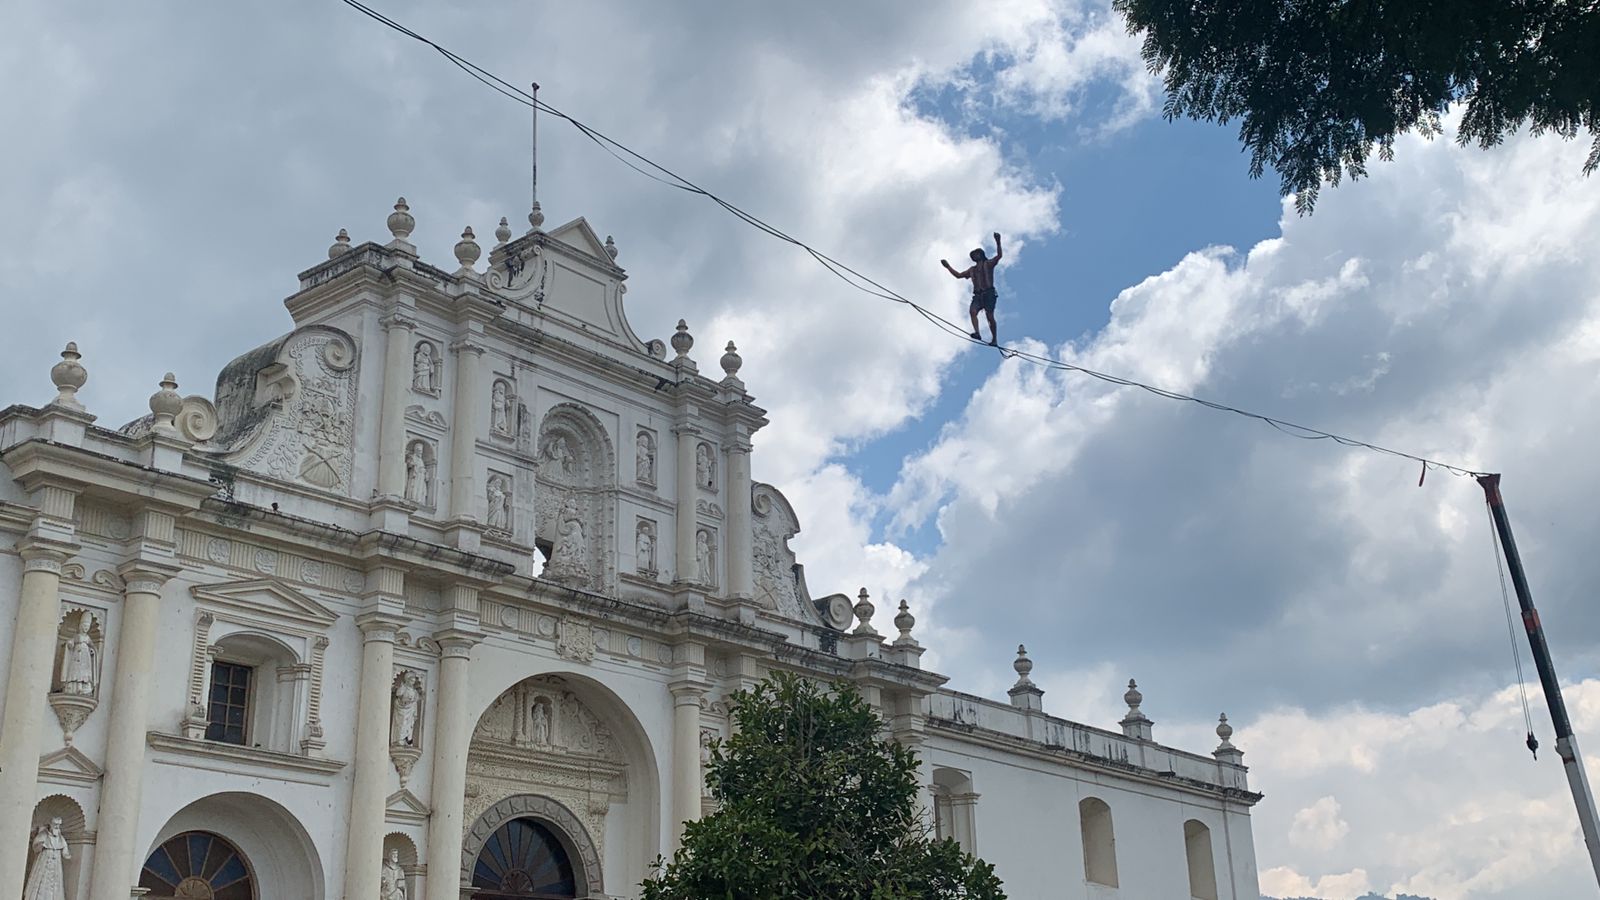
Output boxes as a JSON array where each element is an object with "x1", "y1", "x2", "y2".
[{"x1": 528, "y1": 82, "x2": 544, "y2": 230}]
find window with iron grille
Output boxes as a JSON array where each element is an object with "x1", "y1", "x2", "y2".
[{"x1": 205, "y1": 661, "x2": 253, "y2": 745}]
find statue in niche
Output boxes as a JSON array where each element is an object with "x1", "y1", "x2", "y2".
[
  {"x1": 380, "y1": 848, "x2": 406, "y2": 900},
  {"x1": 404, "y1": 442, "x2": 428, "y2": 504},
  {"x1": 59, "y1": 615, "x2": 96, "y2": 696},
  {"x1": 552, "y1": 499, "x2": 587, "y2": 572},
  {"x1": 391, "y1": 672, "x2": 421, "y2": 746},
  {"x1": 696, "y1": 529, "x2": 715, "y2": 585},
  {"x1": 531, "y1": 700, "x2": 550, "y2": 745},
  {"x1": 486, "y1": 475, "x2": 511, "y2": 531},
  {"x1": 636, "y1": 523, "x2": 655, "y2": 573},
  {"x1": 543, "y1": 435, "x2": 575, "y2": 476},
  {"x1": 695, "y1": 443, "x2": 714, "y2": 488},
  {"x1": 22, "y1": 818, "x2": 68, "y2": 900},
  {"x1": 490, "y1": 381, "x2": 511, "y2": 435},
  {"x1": 412, "y1": 342, "x2": 436, "y2": 393},
  {"x1": 636, "y1": 431, "x2": 655, "y2": 484}
]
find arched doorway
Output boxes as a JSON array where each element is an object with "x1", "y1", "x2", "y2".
[
  {"x1": 138, "y1": 831, "x2": 256, "y2": 900},
  {"x1": 471, "y1": 817, "x2": 577, "y2": 899}
]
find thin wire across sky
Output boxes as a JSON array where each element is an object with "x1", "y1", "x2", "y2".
[{"x1": 337, "y1": 0, "x2": 1490, "y2": 481}]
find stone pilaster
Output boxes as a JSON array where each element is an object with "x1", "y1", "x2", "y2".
[
  {"x1": 0, "y1": 529, "x2": 77, "y2": 896},
  {"x1": 424, "y1": 618, "x2": 479, "y2": 900},
  {"x1": 376, "y1": 308, "x2": 417, "y2": 500},
  {"x1": 669, "y1": 678, "x2": 709, "y2": 850},
  {"x1": 88, "y1": 561, "x2": 178, "y2": 900},
  {"x1": 343, "y1": 603, "x2": 407, "y2": 900},
  {"x1": 724, "y1": 437, "x2": 754, "y2": 602},
  {"x1": 446, "y1": 339, "x2": 486, "y2": 527},
  {"x1": 672, "y1": 423, "x2": 701, "y2": 588}
]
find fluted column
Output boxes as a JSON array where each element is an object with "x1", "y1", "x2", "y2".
[
  {"x1": 0, "y1": 536, "x2": 74, "y2": 895},
  {"x1": 669, "y1": 682, "x2": 706, "y2": 851},
  {"x1": 424, "y1": 630, "x2": 478, "y2": 900},
  {"x1": 725, "y1": 437, "x2": 754, "y2": 600},
  {"x1": 343, "y1": 612, "x2": 403, "y2": 900},
  {"x1": 672, "y1": 424, "x2": 700, "y2": 584},
  {"x1": 88, "y1": 564, "x2": 175, "y2": 900},
  {"x1": 447, "y1": 339, "x2": 485, "y2": 521},
  {"x1": 376, "y1": 309, "x2": 417, "y2": 498}
]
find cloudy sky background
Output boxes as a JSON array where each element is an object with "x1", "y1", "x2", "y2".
[{"x1": 4, "y1": 2, "x2": 1600, "y2": 897}]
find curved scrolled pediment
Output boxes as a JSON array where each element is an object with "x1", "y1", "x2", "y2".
[{"x1": 751, "y1": 483, "x2": 826, "y2": 626}]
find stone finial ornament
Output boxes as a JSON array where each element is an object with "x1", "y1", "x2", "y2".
[
  {"x1": 454, "y1": 226, "x2": 481, "y2": 273},
  {"x1": 671, "y1": 320, "x2": 694, "y2": 359},
  {"x1": 1214, "y1": 712, "x2": 1245, "y2": 764},
  {"x1": 387, "y1": 197, "x2": 415, "y2": 241},
  {"x1": 528, "y1": 201, "x2": 545, "y2": 230},
  {"x1": 1012, "y1": 645, "x2": 1034, "y2": 687},
  {"x1": 852, "y1": 587, "x2": 877, "y2": 636},
  {"x1": 604, "y1": 234, "x2": 618, "y2": 260},
  {"x1": 50, "y1": 342, "x2": 87, "y2": 410},
  {"x1": 150, "y1": 373, "x2": 182, "y2": 434},
  {"x1": 893, "y1": 598, "x2": 918, "y2": 646},
  {"x1": 1008, "y1": 644, "x2": 1044, "y2": 711},
  {"x1": 328, "y1": 228, "x2": 352, "y2": 259},
  {"x1": 720, "y1": 342, "x2": 742, "y2": 379},
  {"x1": 1119, "y1": 678, "x2": 1154, "y2": 741},
  {"x1": 495, "y1": 216, "x2": 513, "y2": 246}
]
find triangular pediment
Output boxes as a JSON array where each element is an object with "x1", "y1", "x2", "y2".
[
  {"x1": 40, "y1": 745, "x2": 102, "y2": 785},
  {"x1": 386, "y1": 788, "x2": 430, "y2": 825},
  {"x1": 191, "y1": 577, "x2": 338, "y2": 628},
  {"x1": 546, "y1": 217, "x2": 614, "y2": 263}
]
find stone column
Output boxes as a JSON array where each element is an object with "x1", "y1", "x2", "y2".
[
  {"x1": 672, "y1": 424, "x2": 700, "y2": 584},
  {"x1": 724, "y1": 437, "x2": 754, "y2": 601},
  {"x1": 669, "y1": 682, "x2": 706, "y2": 851},
  {"x1": 424, "y1": 630, "x2": 477, "y2": 900},
  {"x1": 446, "y1": 340, "x2": 485, "y2": 521},
  {"x1": 343, "y1": 612, "x2": 403, "y2": 900},
  {"x1": 0, "y1": 535, "x2": 74, "y2": 894},
  {"x1": 376, "y1": 309, "x2": 417, "y2": 499},
  {"x1": 87, "y1": 564, "x2": 174, "y2": 900}
]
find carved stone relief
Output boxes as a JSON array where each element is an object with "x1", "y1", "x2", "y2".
[
  {"x1": 555, "y1": 619, "x2": 596, "y2": 664},
  {"x1": 49, "y1": 609, "x2": 102, "y2": 745},
  {"x1": 534, "y1": 404, "x2": 617, "y2": 594},
  {"x1": 485, "y1": 472, "x2": 513, "y2": 535},
  {"x1": 411, "y1": 339, "x2": 441, "y2": 395},
  {"x1": 403, "y1": 438, "x2": 436, "y2": 508},
  {"x1": 634, "y1": 518, "x2": 657, "y2": 576},
  {"x1": 490, "y1": 378, "x2": 515, "y2": 439},
  {"x1": 390, "y1": 669, "x2": 425, "y2": 784},
  {"x1": 635, "y1": 429, "x2": 656, "y2": 486},
  {"x1": 233, "y1": 327, "x2": 359, "y2": 493},
  {"x1": 695, "y1": 441, "x2": 716, "y2": 491},
  {"x1": 751, "y1": 484, "x2": 814, "y2": 622},
  {"x1": 695, "y1": 527, "x2": 717, "y2": 588}
]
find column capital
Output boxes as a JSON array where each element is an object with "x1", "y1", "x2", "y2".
[
  {"x1": 726, "y1": 436, "x2": 753, "y2": 454},
  {"x1": 671, "y1": 422, "x2": 702, "y2": 437},
  {"x1": 434, "y1": 629, "x2": 482, "y2": 660},
  {"x1": 670, "y1": 680, "x2": 710, "y2": 705},
  {"x1": 356, "y1": 611, "x2": 409, "y2": 643},
  {"x1": 116, "y1": 559, "x2": 181, "y2": 595},
  {"x1": 18, "y1": 537, "x2": 76, "y2": 572},
  {"x1": 382, "y1": 311, "x2": 418, "y2": 332},
  {"x1": 449, "y1": 339, "x2": 488, "y2": 357}
]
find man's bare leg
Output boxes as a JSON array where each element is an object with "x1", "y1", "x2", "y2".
[
  {"x1": 969, "y1": 307, "x2": 982, "y2": 340},
  {"x1": 986, "y1": 310, "x2": 998, "y2": 346}
]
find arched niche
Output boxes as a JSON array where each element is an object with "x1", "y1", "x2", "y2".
[
  {"x1": 465, "y1": 671, "x2": 660, "y2": 894},
  {"x1": 534, "y1": 403, "x2": 617, "y2": 594},
  {"x1": 930, "y1": 767, "x2": 979, "y2": 853},
  {"x1": 1079, "y1": 796, "x2": 1119, "y2": 888},
  {"x1": 27, "y1": 795, "x2": 89, "y2": 900},
  {"x1": 140, "y1": 791, "x2": 323, "y2": 900},
  {"x1": 1184, "y1": 818, "x2": 1218, "y2": 900}
]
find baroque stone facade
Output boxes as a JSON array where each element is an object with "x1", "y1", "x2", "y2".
[{"x1": 0, "y1": 197, "x2": 1262, "y2": 900}]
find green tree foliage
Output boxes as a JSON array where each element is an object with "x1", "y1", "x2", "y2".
[
  {"x1": 640, "y1": 672, "x2": 1006, "y2": 900},
  {"x1": 1113, "y1": 0, "x2": 1600, "y2": 212}
]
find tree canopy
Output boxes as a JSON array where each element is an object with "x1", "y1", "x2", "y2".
[
  {"x1": 1113, "y1": 0, "x2": 1600, "y2": 212},
  {"x1": 640, "y1": 672, "x2": 1006, "y2": 900}
]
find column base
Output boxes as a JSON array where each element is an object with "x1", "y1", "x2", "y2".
[
  {"x1": 669, "y1": 584, "x2": 707, "y2": 613},
  {"x1": 442, "y1": 517, "x2": 485, "y2": 552},
  {"x1": 368, "y1": 495, "x2": 415, "y2": 531}
]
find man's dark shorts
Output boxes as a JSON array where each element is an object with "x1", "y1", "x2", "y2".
[{"x1": 970, "y1": 286, "x2": 997, "y2": 315}]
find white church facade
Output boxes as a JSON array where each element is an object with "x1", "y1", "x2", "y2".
[{"x1": 0, "y1": 196, "x2": 1263, "y2": 900}]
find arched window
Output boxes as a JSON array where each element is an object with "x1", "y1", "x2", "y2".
[
  {"x1": 1079, "y1": 796, "x2": 1119, "y2": 887},
  {"x1": 471, "y1": 817, "x2": 578, "y2": 899},
  {"x1": 139, "y1": 831, "x2": 256, "y2": 900},
  {"x1": 1184, "y1": 819, "x2": 1218, "y2": 900},
  {"x1": 931, "y1": 767, "x2": 979, "y2": 853},
  {"x1": 207, "y1": 633, "x2": 300, "y2": 752}
]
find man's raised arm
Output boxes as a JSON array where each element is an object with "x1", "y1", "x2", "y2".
[
  {"x1": 941, "y1": 258, "x2": 969, "y2": 278},
  {"x1": 991, "y1": 232, "x2": 1003, "y2": 262}
]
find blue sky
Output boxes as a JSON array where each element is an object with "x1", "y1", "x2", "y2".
[{"x1": 5, "y1": 2, "x2": 1600, "y2": 897}]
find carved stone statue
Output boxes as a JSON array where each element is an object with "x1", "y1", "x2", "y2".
[
  {"x1": 552, "y1": 500, "x2": 587, "y2": 574},
  {"x1": 486, "y1": 476, "x2": 510, "y2": 531},
  {"x1": 695, "y1": 443, "x2": 714, "y2": 488},
  {"x1": 696, "y1": 529, "x2": 714, "y2": 585},
  {"x1": 22, "y1": 818, "x2": 68, "y2": 900},
  {"x1": 636, "y1": 431, "x2": 654, "y2": 483},
  {"x1": 636, "y1": 523, "x2": 655, "y2": 573},
  {"x1": 391, "y1": 672, "x2": 421, "y2": 746},
  {"x1": 404, "y1": 443, "x2": 427, "y2": 504},
  {"x1": 412, "y1": 342, "x2": 435, "y2": 392},
  {"x1": 59, "y1": 616, "x2": 96, "y2": 696},
  {"x1": 543, "y1": 435, "x2": 575, "y2": 475},
  {"x1": 531, "y1": 700, "x2": 550, "y2": 745},
  {"x1": 490, "y1": 381, "x2": 510, "y2": 434},
  {"x1": 380, "y1": 848, "x2": 406, "y2": 900}
]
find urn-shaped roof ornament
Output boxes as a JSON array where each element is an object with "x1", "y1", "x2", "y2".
[
  {"x1": 495, "y1": 217, "x2": 513, "y2": 246},
  {"x1": 604, "y1": 234, "x2": 618, "y2": 260},
  {"x1": 1120, "y1": 678, "x2": 1154, "y2": 740},
  {"x1": 671, "y1": 320, "x2": 694, "y2": 359},
  {"x1": 150, "y1": 373, "x2": 182, "y2": 435},
  {"x1": 50, "y1": 342, "x2": 87, "y2": 411},
  {"x1": 1012, "y1": 645, "x2": 1034, "y2": 686},
  {"x1": 454, "y1": 226, "x2": 481, "y2": 274},
  {"x1": 528, "y1": 200, "x2": 545, "y2": 230},
  {"x1": 1008, "y1": 644, "x2": 1044, "y2": 711},
  {"x1": 852, "y1": 587, "x2": 878, "y2": 636},
  {"x1": 893, "y1": 598, "x2": 918, "y2": 646},
  {"x1": 387, "y1": 197, "x2": 415, "y2": 241},
  {"x1": 720, "y1": 342, "x2": 743, "y2": 377},
  {"x1": 1216, "y1": 713, "x2": 1234, "y2": 747},
  {"x1": 328, "y1": 228, "x2": 352, "y2": 259}
]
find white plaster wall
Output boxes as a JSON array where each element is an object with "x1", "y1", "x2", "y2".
[{"x1": 927, "y1": 737, "x2": 1259, "y2": 900}]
